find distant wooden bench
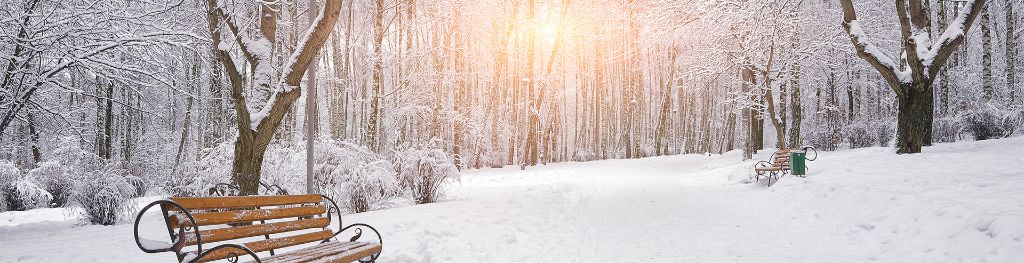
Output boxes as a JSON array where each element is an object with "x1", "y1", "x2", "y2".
[
  {"x1": 753, "y1": 149, "x2": 795, "y2": 186},
  {"x1": 753, "y1": 147, "x2": 817, "y2": 186},
  {"x1": 133, "y1": 194, "x2": 382, "y2": 263}
]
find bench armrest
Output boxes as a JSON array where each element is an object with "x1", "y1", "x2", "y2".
[
  {"x1": 320, "y1": 195, "x2": 383, "y2": 263},
  {"x1": 135, "y1": 200, "x2": 202, "y2": 254}
]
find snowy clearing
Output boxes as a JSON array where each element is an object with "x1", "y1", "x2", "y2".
[{"x1": 2, "y1": 137, "x2": 1023, "y2": 262}]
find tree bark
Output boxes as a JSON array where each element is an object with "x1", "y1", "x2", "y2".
[
  {"x1": 367, "y1": 0, "x2": 384, "y2": 152},
  {"x1": 1006, "y1": 0, "x2": 1017, "y2": 103},
  {"x1": 896, "y1": 86, "x2": 931, "y2": 154}
]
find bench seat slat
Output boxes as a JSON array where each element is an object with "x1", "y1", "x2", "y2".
[
  {"x1": 178, "y1": 217, "x2": 331, "y2": 248},
  {"x1": 193, "y1": 229, "x2": 334, "y2": 263},
  {"x1": 252, "y1": 241, "x2": 380, "y2": 263},
  {"x1": 171, "y1": 195, "x2": 322, "y2": 210}
]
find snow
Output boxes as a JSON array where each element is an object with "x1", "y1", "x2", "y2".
[
  {"x1": 137, "y1": 237, "x2": 172, "y2": 251},
  {"x1": 2, "y1": 137, "x2": 1024, "y2": 262},
  {"x1": 248, "y1": 91, "x2": 278, "y2": 129}
]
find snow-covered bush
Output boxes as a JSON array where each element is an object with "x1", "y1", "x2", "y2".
[
  {"x1": 396, "y1": 145, "x2": 459, "y2": 204},
  {"x1": 133, "y1": 131, "x2": 177, "y2": 192},
  {"x1": 965, "y1": 105, "x2": 1015, "y2": 141},
  {"x1": 480, "y1": 148, "x2": 507, "y2": 168},
  {"x1": 932, "y1": 116, "x2": 964, "y2": 143},
  {"x1": 28, "y1": 161, "x2": 74, "y2": 207},
  {"x1": 4, "y1": 177, "x2": 52, "y2": 211},
  {"x1": 873, "y1": 121, "x2": 895, "y2": 147},
  {"x1": 124, "y1": 175, "x2": 146, "y2": 198},
  {"x1": 345, "y1": 160, "x2": 400, "y2": 212},
  {"x1": 167, "y1": 143, "x2": 233, "y2": 197},
  {"x1": 313, "y1": 140, "x2": 400, "y2": 213},
  {"x1": 0, "y1": 161, "x2": 17, "y2": 212},
  {"x1": 75, "y1": 164, "x2": 135, "y2": 225},
  {"x1": 807, "y1": 127, "x2": 841, "y2": 151},
  {"x1": 260, "y1": 146, "x2": 306, "y2": 195},
  {"x1": 842, "y1": 122, "x2": 874, "y2": 149}
]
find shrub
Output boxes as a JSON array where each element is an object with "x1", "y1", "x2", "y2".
[
  {"x1": 481, "y1": 147, "x2": 507, "y2": 168},
  {"x1": 807, "y1": 127, "x2": 841, "y2": 151},
  {"x1": 314, "y1": 140, "x2": 399, "y2": 213},
  {"x1": 124, "y1": 175, "x2": 147, "y2": 198},
  {"x1": 344, "y1": 160, "x2": 399, "y2": 212},
  {"x1": 396, "y1": 146, "x2": 459, "y2": 204},
  {"x1": 0, "y1": 161, "x2": 17, "y2": 212},
  {"x1": 28, "y1": 161, "x2": 75, "y2": 207},
  {"x1": 167, "y1": 143, "x2": 233, "y2": 197},
  {"x1": 75, "y1": 164, "x2": 135, "y2": 225},
  {"x1": 4, "y1": 177, "x2": 53, "y2": 211},
  {"x1": 873, "y1": 121, "x2": 895, "y2": 147},
  {"x1": 842, "y1": 122, "x2": 874, "y2": 149},
  {"x1": 963, "y1": 104, "x2": 1022, "y2": 141},
  {"x1": 932, "y1": 116, "x2": 964, "y2": 143}
]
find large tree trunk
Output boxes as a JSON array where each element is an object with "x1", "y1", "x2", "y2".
[{"x1": 896, "y1": 86, "x2": 931, "y2": 154}]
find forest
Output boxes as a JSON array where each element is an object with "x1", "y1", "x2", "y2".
[{"x1": 0, "y1": 0, "x2": 1021, "y2": 214}]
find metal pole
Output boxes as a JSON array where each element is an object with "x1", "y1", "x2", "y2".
[{"x1": 305, "y1": 0, "x2": 321, "y2": 195}]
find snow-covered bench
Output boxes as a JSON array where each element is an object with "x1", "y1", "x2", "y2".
[
  {"x1": 753, "y1": 149, "x2": 795, "y2": 186},
  {"x1": 133, "y1": 194, "x2": 382, "y2": 263}
]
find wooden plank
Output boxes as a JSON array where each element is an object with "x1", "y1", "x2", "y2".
[
  {"x1": 257, "y1": 241, "x2": 379, "y2": 263},
  {"x1": 177, "y1": 218, "x2": 331, "y2": 248},
  {"x1": 193, "y1": 230, "x2": 334, "y2": 263},
  {"x1": 318, "y1": 243, "x2": 382, "y2": 263},
  {"x1": 171, "y1": 195, "x2": 322, "y2": 210},
  {"x1": 176, "y1": 206, "x2": 326, "y2": 227}
]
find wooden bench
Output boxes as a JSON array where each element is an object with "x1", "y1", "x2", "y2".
[
  {"x1": 133, "y1": 194, "x2": 382, "y2": 263},
  {"x1": 753, "y1": 149, "x2": 795, "y2": 186}
]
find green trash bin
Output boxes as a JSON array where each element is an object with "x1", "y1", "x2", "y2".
[{"x1": 790, "y1": 151, "x2": 806, "y2": 176}]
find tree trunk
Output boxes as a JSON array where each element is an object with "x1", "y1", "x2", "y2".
[
  {"x1": 367, "y1": 0, "x2": 385, "y2": 152},
  {"x1": 27, "y1": 111, "x2": 40, "y2": 166},
  {"x1": 789, "y1": 64, "x2": 802, "y2": 148},
  {"x1": 981, "y1": 6, "x2": 994, "y2": 102},
  {"x1": 896, "y1": 86, "x2": 931, "y2": 154},
  {"x1": 1007, "y1": 0, "x2": 1017, "y2": 103}
]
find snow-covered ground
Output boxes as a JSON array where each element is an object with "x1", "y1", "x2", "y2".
[{"x1": 2, "y1": 137, "x2": 1023, "y2": 262}]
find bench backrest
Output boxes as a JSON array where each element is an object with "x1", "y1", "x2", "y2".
[{"x1": 161, "y1": 194, "x2": 334, "y2": 263}]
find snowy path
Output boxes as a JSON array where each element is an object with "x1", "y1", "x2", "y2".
[
  {"x1": 367, "y1": 155, "x2": 860, "y2": 262},
  {"x1": 2, "y1": 137, "x2": 1024, "y2": 262}
]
